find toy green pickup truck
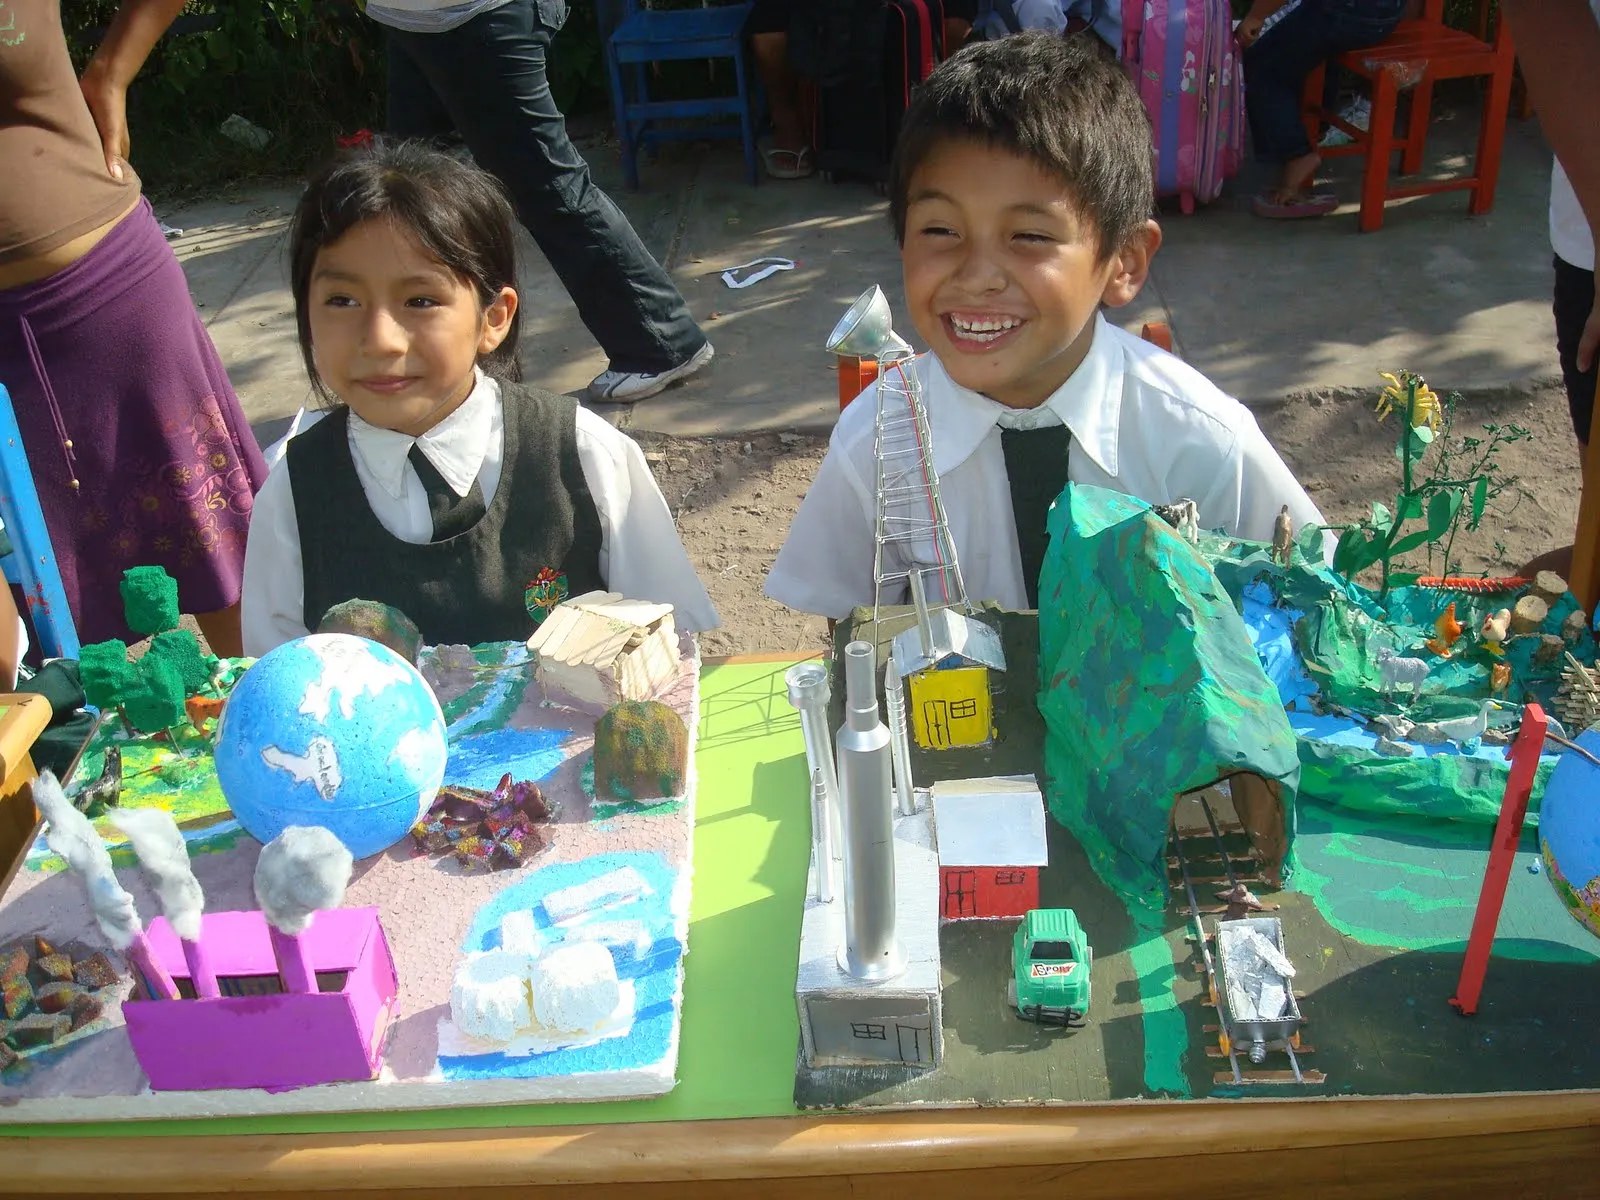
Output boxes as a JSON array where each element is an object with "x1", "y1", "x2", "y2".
[{"x1": 1008, "y1": 908, "x2": 1092, "y2": 1026}]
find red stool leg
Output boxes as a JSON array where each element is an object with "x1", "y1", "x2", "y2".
[
  {"x1": 1359, "y1": 66, "x2": 1400, "y2": 233},
  {"x1": 1400, "y1": 76, "x2": 1433, "y2": 176},
  {"x1": 1469, "y1": 56, "x2": 1515, "y2": 216}
]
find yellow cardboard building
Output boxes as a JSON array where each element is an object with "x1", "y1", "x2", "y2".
[{"x1": 890, "y1": 608, "x2": 1006, "y2": 750}]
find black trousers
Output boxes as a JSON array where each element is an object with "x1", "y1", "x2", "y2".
[
  {"x1": 1243, "y1": 0, "x2": 1406, "y2": 166},
  {"x1": 1555, "y1": 253, "x2": 1598, "y2": 446},
  {"x1": 385, "y1": 0, "x2": 708, "y2": 374}
]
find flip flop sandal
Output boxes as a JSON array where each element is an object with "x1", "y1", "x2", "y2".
[
  {"x1": 1251, "y1": 190, "x2": 1338, "y2": 219},
  {"x1": 762, "y1": 145, "x2": 814, "y2": 180}
]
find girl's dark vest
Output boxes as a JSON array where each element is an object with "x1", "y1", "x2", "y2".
[{"x1": 286, "y1": 384, "x2": 605, "y2": 645}]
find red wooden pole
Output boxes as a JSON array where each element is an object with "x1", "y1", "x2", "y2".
[{"x1": 1448, "y1": 702, "x2": 1549, "y2": 1016}]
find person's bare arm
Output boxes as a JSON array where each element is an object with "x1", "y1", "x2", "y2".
[
  {"x1": 1237, "y1": 0, "x2": 1293, "y2": 46},
  {"x1": 1504, "y1": 0, "x2": 1600, "y2": 371},
  {"x1": 77, "y1": 0, "x2": 188, "y2": 180}
]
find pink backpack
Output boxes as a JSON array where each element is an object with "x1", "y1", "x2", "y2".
[{"x1": 1121, "y1": 0, "x2": 1245, "y2": 213}]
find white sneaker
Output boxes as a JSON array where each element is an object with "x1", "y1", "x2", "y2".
[{"x1": 587, "y1": 342, "x2": 715, "y2": 403}]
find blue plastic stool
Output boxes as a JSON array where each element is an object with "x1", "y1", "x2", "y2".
[
  {"x1": 0, "y1": 383, "x2": 80, "y2": 660},
  {"x1": 603, "y1": 1, "x2": 759, "y2": 189}
]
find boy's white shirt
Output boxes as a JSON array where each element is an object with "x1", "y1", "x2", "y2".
[
  {"x1": 242, "y1": 371, "x2": 718, "y2": 656},
  {"x1": 765, "y1": 314, "x2": 1327, "y2": 619}
]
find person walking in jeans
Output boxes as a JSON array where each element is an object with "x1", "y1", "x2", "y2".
[
  {"x1": 1237, "y1": 0, "x2": 1408, "y2": 219},
  {"x1": 366, "y1": 0, "x2": 714, "y2": 402}
]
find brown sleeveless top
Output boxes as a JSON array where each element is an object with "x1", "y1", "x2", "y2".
[{"x1": 0, "y1": 0, "x2": 142, "y2": 265}]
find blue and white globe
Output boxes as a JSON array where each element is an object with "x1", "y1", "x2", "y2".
[
  {"x1": 215, "y1": 633, "x2": 449, "y2": 859},
  {"x1": 1539, "y1": 726, "x2": 1600, "y2": 940}
]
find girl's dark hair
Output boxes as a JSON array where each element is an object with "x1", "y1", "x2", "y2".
[
  {"x1": 889, "y1": 31, "x2": 1154, "y2": 261},
  {"x1": 289, "y1": 139, "x2": 522, "y2": 402}
]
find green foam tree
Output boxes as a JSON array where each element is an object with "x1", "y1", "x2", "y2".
[
  {"x1": 122, "y1": 654, "x2": 186, "y2": 734},
  {"x1": 79, "y1": 640, "x2": 136, "y2": 712},
  {"x1": 148, "y1": 629, "x2": 212, "y2": 694},
  {"x1": 119, "y1": 566, "x2": 180, "y2": 637}
]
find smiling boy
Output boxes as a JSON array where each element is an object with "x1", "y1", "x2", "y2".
[{"x1": 765, "y1": 32, "x2": 1325, "y2": 616}]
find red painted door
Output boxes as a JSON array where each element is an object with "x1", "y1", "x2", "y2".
[{"x1": 942, "y1": 869, "x2": 977, "y2": 919}]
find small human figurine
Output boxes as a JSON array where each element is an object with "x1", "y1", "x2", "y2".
[
  {"x1": 1480, "y1": 608, "x2": 1512, "y2": 656},
  {"x1": 1271, "y1": 505, "x2": 1294, "y2": 566}
]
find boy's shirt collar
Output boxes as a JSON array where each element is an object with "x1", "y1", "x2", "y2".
[
  {"x1": 348, "y1": 368, "x2": 495, "y2": 501},
  {"x1": 925, "y1": 312, "x2": 1122, "y2": 479}
]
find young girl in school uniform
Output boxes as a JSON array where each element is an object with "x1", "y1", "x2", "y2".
[{"x1": 240, "y1": 141, "x2": 718, "y2": 656}]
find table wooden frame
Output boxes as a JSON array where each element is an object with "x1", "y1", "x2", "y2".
[
  {"x1": 4, "y1": 1092, "x2": 1598, "y2": 1198},
  {"x1": 2, "y1": 664, "x2": 1598, "y2": 1197}
]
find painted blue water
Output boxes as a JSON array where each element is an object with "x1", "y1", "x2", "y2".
[
  {"x1": 438, "y1": 850, "x2": 685, "y2": 1082},
  {"x1": 444, "y1": 726, "x2": 572, "y2": 791}
]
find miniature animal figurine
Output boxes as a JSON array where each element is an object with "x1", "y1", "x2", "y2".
[
  {"x1": 73, "y1": 744, "x2": 121, "y2": 813},
  {"x1": 1270, "y1": 505, "x2": 1294, "y2": 566},
  {"x1": 185, "y1": 693, "x2": 226, "y2": 734},
  {"x1": 1376, "y1": 647, "x2": 1430, "y2": 702},
  {"x1": 1425, "y1": 602, "x2": 1464, "y2": 657},
  {"x1": 1480, "y1": 608, "x2": 1512, "y2": 656},
  {"x1": 1412, "y1": 700, "x2": 1498, "y2": 749},
  {"x1": 1490, "y1": 662, "x2": 1513, "y2": 697},
  {"x1": 1153, "y1": 498, "x2": 1200, "y2": 545}
]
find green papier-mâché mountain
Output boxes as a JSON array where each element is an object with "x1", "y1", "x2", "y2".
[{"x1": 1036, "y1": 485, "x2": 1300, "y2": 909}]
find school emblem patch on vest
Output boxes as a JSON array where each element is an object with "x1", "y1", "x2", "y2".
[{"x1": 524, "y1": 568, "x2": 570, "y2": 626}]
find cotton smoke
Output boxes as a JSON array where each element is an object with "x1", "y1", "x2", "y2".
[
  {"x1": 253, "y1": 826, "x2": 354, "y2": 934},
  {"x1": 34, "y1": 772, "x2": 142, "y2": 949},
  {"x1": 110, "y1": 808, "x2": 206, "y2": 942}
]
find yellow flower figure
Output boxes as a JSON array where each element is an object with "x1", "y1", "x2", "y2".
[{"x1": 1376, "y1": 371, "x2": 1442, "y2": 432}]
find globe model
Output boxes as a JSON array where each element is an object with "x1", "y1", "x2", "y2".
[
  {"x1": 1538, "y1": 727, "x2": 1600, "y2": 940},
  {"x1": 215, "y1": 633, "x2": 449, "y2": 859}
]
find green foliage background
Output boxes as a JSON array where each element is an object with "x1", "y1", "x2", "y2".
[{"x1": 62, "y1": 1, "x2": 609, "y2": 199}]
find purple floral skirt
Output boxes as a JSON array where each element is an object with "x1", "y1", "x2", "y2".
[{"x1": 0, "y1": 198, "x2": 268, "y2": 645}]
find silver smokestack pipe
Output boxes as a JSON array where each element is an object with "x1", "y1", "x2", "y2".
[
  {"x1": 836, "y1": 641, "x2": 905, "y2": 981},
  {"x1": 786, "y1": 662, "x2": 842, "y2": 899},
  {"x1": 884, "y1": 654, "x2": 916, "y2": 817}
]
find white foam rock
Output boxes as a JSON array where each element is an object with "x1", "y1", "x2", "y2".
[
  {"x1": 450, "y1": 951, "x2": 534, "y2": 1043},
  {"x1": 530, "y1": 943, "x2": 620, "y2": 1034},
  {"x1": 499, "y1": 910, "x2": 543, "y2": 957}
]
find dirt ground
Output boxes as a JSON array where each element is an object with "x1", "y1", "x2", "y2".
[{"x1": 634, "y1": 379, "x2": 1584, "y2": 657}]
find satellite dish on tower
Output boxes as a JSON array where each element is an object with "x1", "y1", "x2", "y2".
[{"x1": 826, "y1": 285, "x2": 913, "y2": 359}]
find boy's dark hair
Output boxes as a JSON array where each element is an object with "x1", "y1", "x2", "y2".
[
  {"x1": 289, "y1": 139, "x2": 522, "y2": 402},
  {"x1": 889, "y1": 31, "x2": 1153, "y2": 259}
]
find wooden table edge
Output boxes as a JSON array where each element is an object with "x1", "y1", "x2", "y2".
[{"x1": 2, "y1": 1091, "x2": 1598, "y2": 1192}]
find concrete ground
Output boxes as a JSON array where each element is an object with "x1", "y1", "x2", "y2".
[{"x1": 163, "y1": 91, "x2": 1564, "y2": 447}]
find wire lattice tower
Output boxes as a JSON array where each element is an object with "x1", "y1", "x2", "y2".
[
  {"x1": 825, "y1": 286, "x2": 968, "y2": 623},
  {"x1": 870, "y1": 348, "x2": 967, "y2": 621}
]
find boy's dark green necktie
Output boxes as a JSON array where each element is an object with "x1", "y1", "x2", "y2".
[
  {"x1": 408, "y1": 443, "x2": 486, "y2": 541},
  {"x1": 1000, "y1": 423, "x2": 1072, "y2": 609}
]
